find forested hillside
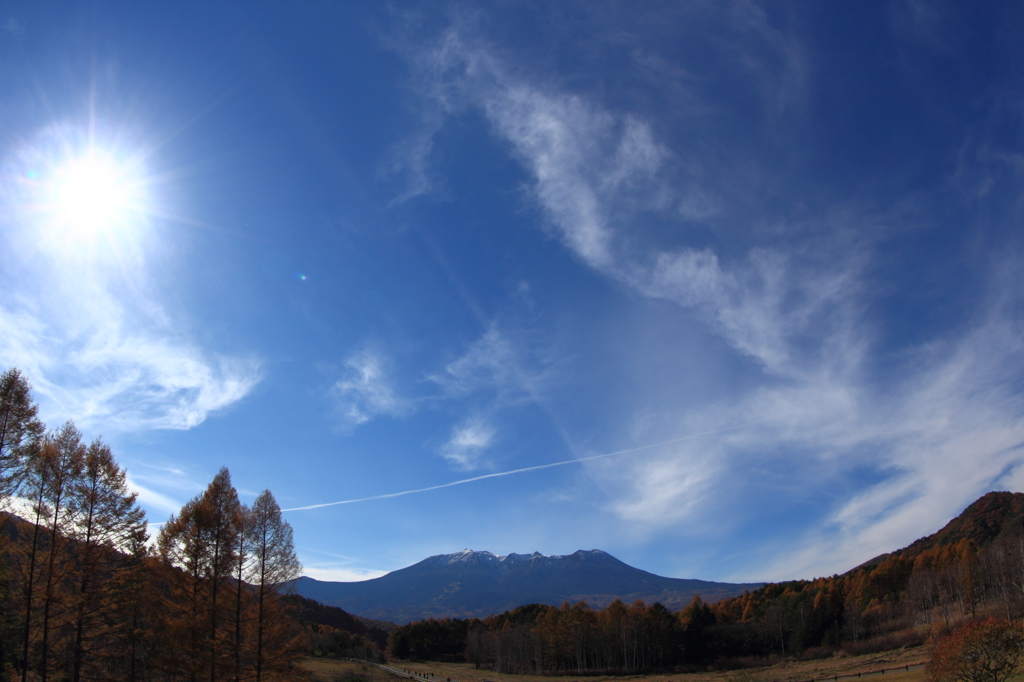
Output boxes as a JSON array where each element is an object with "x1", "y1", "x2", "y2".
[
  {"x1": 282, "y1": 593, "x2": 392, "y2": 650},
  {"x1": 0, "y1": 368, "x2": 318, "y2": 680},
  {"x1": 386, "y1": 492, "x2": 1024, "y2": 674}
]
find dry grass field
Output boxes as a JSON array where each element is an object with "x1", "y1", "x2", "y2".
[
  {"x1": 299, "y1": 647, "x2": 934, "y2": 682},
  {"x1": 300, "y1": 657, "x2": 398, "y2": 681}
]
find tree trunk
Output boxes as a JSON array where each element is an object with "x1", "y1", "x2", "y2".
[{"x1": 21, "y1": 489, "x2": 45, "y2": 682}]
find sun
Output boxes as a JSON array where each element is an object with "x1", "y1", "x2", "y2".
[{"x1": 49, "y1": 149, "x2": 142, "y2": 238}]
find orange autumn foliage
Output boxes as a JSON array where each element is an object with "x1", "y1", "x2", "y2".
[{"x1": 928, "y1": 619, "x2": 1024, "y2": 682}]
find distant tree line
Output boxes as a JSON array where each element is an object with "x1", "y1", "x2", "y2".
[
  {"x1": 388, "y1": 599, "x2": 691, "y2": 673},
  {"x1": 0, "y1": 367, "x2": 306, "y2": 681},
  {"x1": 388, "y1": 497, "x2": 1024, "y2": 673},
  {"x1": 308, "y1": 627, "x2": 384, "y2": 663}
]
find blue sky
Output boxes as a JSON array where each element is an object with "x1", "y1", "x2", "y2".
[{"x1": 2, "y1": 1, "x2": 1024, "y2": 586}]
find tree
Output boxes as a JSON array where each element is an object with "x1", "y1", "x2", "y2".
[
  {"x1": 157, "y1": 495, "x2": 212, "y2": 681},
  {"x1": 680, "y1": 594, "x2": 716, "y2": 663},
  {"x1": 247, "y1": 489, "x2": 302, "y2": 682},
  {"x1": 157, "y1": 468, "x2": 243, "y2": 682},
  {"x1": 67, "y1": 438, "x2": 148, "y2": 682},
  {"x1": 36, "y1": 422, "x2": 85, "y2": 682},
  {"x1": 0, "y1": 368, "x2": 44, "y2": 503},
  {"x1": 0, "y1": 369, "x2": 43, "y2": 677},
  {"x1": 19, "y1": 435, "x2": 52, "y2": 682},
  {"x1": 464, "y1": 621, "x2": 486, "y2": 669},
  {"x1": 928, "y1": 618, "x2": 1024, "y2": 682},
  {"x1": 10, "y1": 422, "x2": 90, "y2": 682},
  {"x1": 230, "y1": 501, "x2": 252, "y2": 682},
  {"x1": 202, "y1": 469, "x2": 242, "y2": 682}
]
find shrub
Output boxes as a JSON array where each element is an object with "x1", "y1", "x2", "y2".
[{"x1": 928, "y1": 619, "x2": 1024, "y2": 682}]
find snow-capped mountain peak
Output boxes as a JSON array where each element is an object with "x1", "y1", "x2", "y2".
[{"x1": 425, "y1": 548, "x2": 613, "y2": 569}]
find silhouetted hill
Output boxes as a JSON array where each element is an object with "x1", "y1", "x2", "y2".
[
  {"x1": 352, "y1": 613, "x2": 399, "y2": 634},
  {"x1": 280, "y1": 594, "x2": 393, "y2": 649},
  {"x1": 293, "y1": 549, "x2": 762, "y2": 623}
]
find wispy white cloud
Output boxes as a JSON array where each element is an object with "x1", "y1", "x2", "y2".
[
  {"x1": 125, "y1": 461, "x2": 223, "y2": 520},
  {"x1": 603, "y1": 445, "x2": 722, "y2": 526},
  {"x1": 0, "y1": 266, "x2": 260, "y2": 432},
  {"x1": 126, "y1": 476, "x2": 184, "y2": 517},
  {"x1": 300, "y1": 565, "x2": 388, "y2": 583},
  {"x1": 629, "y1": 301, "x2": 1024, "y2": 581},
  {"x1": 434, "y1": 325, "x2": 528, "y2": 397},
  {"x1": 487, "y1": 92, "x2": 662, "y2": 269},
  {"x1": 332, "y1": 348, "x2": 410, "y2": 426},
  {"x1": 413, "y1": 25, "x2": 864, "y2": 379},
  {"x1": 135, "y1": 462, "x2": 185, "y2": 476},
  {"x1": 440, "y1": 417, "x2": 495, "y2": 470},
  {"x1": 332, "y1": 324, "x2": 551, "y2": 442},
  {"x1": 429, "y1": 321, "x2": 564, "y2": 469}
]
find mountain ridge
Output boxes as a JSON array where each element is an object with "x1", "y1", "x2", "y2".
[{"x1": 294, "y1": 548, "x2": 762, "y2": 623}]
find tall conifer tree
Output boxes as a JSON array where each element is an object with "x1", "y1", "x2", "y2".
[
  {"x1": 157, "y1": 468, "x2": 243, "y2": 682},
  {"x1": 0, "y1": 368, "x2": 44, "y2": 503},
  {"x1": 38, "y1": 423, "x2": 85, "y2": 682},
  {"x1": 203, "y1": 468, "x2": 241, "y2": 682},
  {"x1": 68, "y1": 438, "x2": 148, "y2": 682},
  {"x1": 248, "y1": 489, "x2": 302, "y2": 681},
  {"x1": 157, "y1": 495, "x2": 210, "y2": 682},
  {"x1": 0, "y1": 368, "x2": 43, "y2": 676},
  {"x1": 19, "y1": 437, "x2": 50, "y2": 682}
]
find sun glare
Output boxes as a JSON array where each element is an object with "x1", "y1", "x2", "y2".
[{"x1": 49, "y1": 151, "x2": 141, "y2": 237}]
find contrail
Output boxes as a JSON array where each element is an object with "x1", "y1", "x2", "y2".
[{"x1": 282, "y1": 422, "x2": 758, "y2": 512}]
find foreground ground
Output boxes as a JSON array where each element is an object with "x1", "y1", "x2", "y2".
[
  {"x1": 301, "y1": 658, "x2": 396, "y2": 682},
  {"x1": 300, "y1": 647, "x2": 930, "y2": 682}
]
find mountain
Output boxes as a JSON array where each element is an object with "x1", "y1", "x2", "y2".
[{"x1": 293, "y1": 549, "x2": 763, "y2": 623}]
